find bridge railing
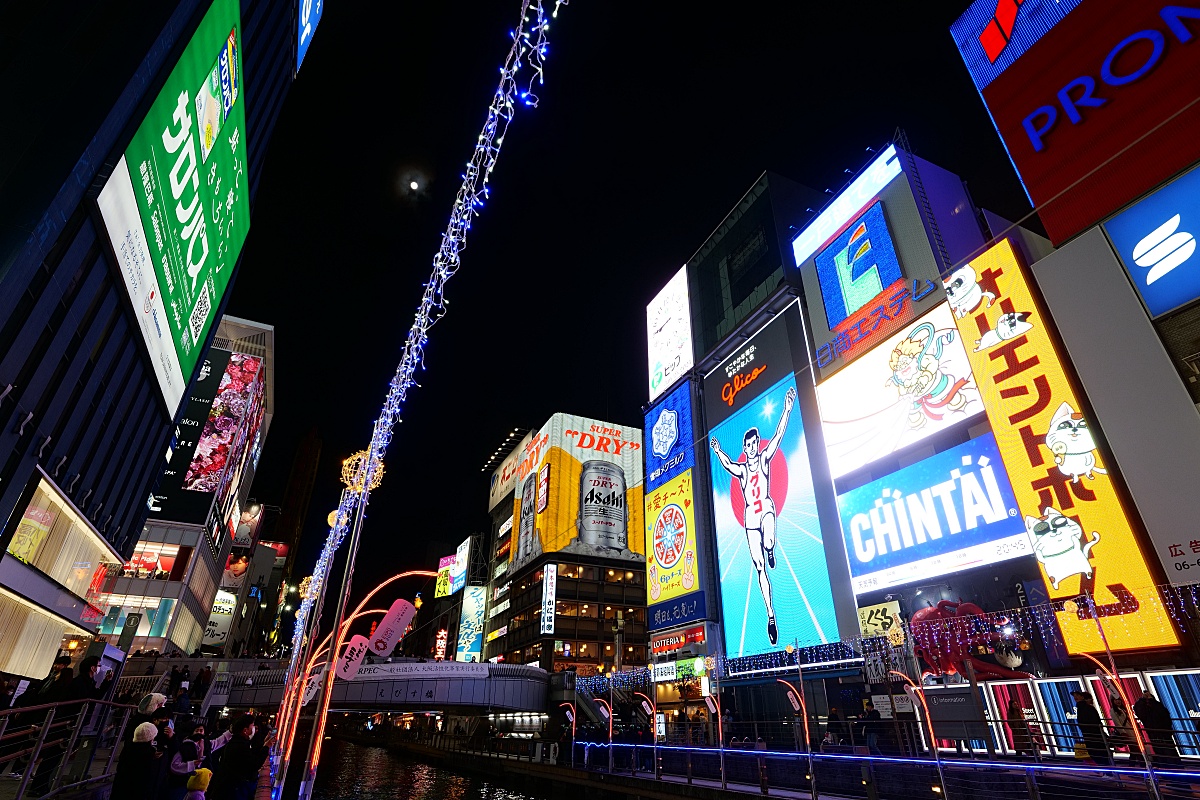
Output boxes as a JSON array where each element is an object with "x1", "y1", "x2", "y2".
[{"x1": 0, "y1": 697, "x2": 137, "y2": 800}]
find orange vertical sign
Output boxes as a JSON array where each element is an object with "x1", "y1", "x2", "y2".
[{"x1": 947, "y1": 239, "x2": 1176, "y2": 653}]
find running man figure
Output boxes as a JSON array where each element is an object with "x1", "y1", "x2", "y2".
[{"x1": 710, "y1": 386, "x2": 796, "y2": 645}]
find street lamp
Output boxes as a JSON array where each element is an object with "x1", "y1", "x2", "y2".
[
  {"x1": 776, "y1": 679, "x2": 814, "y2": 800},
  {"x1": 890, "y1": 670, "x2": 946, "y2": 798},
  {"x1": 633, "y1": 690, "x2": 656, "y2": 777},
  {"x1": 594, "y1": 697, "x2": 613, "y2": 772},
  {"x1": 558, "y1": 701, "x2": 576, "y2": 767}
]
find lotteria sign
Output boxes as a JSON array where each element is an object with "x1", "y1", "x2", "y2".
[
  {"x1": 837, "y1": 433, "x2": 1029, "y2": 594},
  {"x1": 96, "y1": 0, "x2": 250, "y2": 415},
  {"x1": 951, "y1": 0, "x2": 1200, "y2": 243},
  {"x1": 947, "y1": 238, "x2": 1176, "y2": 653}
]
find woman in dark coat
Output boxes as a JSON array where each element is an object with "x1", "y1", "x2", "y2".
[{"x1": 111, "y1": 722, "x2": 162, "y2": 800}]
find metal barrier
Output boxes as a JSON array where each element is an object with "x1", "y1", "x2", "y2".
[{"x1": 0, "y1": 697, "x2": 137, "y2": 800}]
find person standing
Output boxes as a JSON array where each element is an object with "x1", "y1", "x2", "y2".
[
  {"x1": 1134, "y1": 690, "x2": 1180, "y2": 765},
  {"x1": 1072, "y1": 690, "x2": 1111, "y2": 765},
  {"x1": 864, "y1": 701, "x2": 883, "y2": 755},
  {"x1": 1006, "y1": 696, "x2": 1032, "y2": 756},
  {"x1": 111, "y1": 722, "x2": 162, "y2": 800},
  {"x1": 207, "y1": 715, "x2": 274, "y2": 800}
]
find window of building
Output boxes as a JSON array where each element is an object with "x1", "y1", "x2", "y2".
[
  {"x1": 603, "y1": 568, "x2": 641, "y2": 584},
  {"x1": 6, "y1": 478, "x2": 121, "y2": 603},
  {"x1": 577, "y1": 603, "x2": 598, "y2": 619},
  {"x1": 0, "y1": 586, "x2": 92, "y2": 679},
  {"x1": 96, "y1": 596, "x2": 177, "y2": 638}
]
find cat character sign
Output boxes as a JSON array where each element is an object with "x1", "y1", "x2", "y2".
[{"x1": 817, "y1": 303, "x2": 985, "y2": 478}]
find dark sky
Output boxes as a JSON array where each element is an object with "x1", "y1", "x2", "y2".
[{"x1": 224, "y1": 0, "x2": 1031, "y2": 597}]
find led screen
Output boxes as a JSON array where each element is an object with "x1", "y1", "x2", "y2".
[
  {"x1": 708, "y1": 371, "x2": 837, "y2": 656},
  {"x1": 645, "y1": 381, "x2": 694, "y2": 492},
  {"x1": 948, "y1": 238, "x2": 1176, "y2": 653},
  {"x1": 645, "y1": 469, "x2": 701, "y2": 607},
  {"x1": 455, "y1": 586, "x2": 486, "y2": 662},
  {"x1": 816, "y1": 302, "x2": 985, "y2": 479},
  {"x1": 1103, "y1": 163, "x2": 1200, "y2": 319},
  {"x1": 837, "y1": 433, "x2": 1029, "y2": 594},
  {"x1": 647, "y1": 265, "x2": 694, "y2": 402},
  {"x1": 510, "y1": 413, "x2": 644, "y2": 574},
  {"x1": 434, "y1": 554, "x2": 456, "y2": 598},
  {"x1": 297, "y1": 0, "x2": 324, "y2": 69},
  {"x1": 96, "y1": 0, "x2": 250, "y2": 414},
  {"x1": 951, "y1": 0, "x2": 1200, "y2": 242}
]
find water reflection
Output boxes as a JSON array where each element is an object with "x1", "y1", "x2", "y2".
[{"x1": 313, "y1": 740, "x2": 546, "y2": 800}]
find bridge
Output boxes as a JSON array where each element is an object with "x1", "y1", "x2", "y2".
[{"x1": 224, "y1": 660, "x2": 549, "y2": 714}]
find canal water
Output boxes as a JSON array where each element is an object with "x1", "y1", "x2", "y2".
[{"x1": 313, "y1": 740, "x2": 549, "y2": 800}]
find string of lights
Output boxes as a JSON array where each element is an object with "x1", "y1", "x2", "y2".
[{"x1": 281, "y1": 0, "x2": 568, "y2": 709}]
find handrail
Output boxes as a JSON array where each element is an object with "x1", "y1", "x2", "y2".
[{"x1": 0, "y1": 697, "x2": 136, "y2": 717}]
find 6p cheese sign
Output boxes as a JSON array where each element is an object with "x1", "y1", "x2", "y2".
[{"x1": 947, "y1": 239, "x2": 1176, "y2": 653}]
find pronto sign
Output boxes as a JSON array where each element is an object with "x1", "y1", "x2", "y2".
[
  {"x1": 948, "y1": 238, "x2": 1176, "y2": 653},
  {"x1": 951, "y1": 0, "x2": 1200, "y2": 243},
  {"x1": 96, "y1": 0, "x2": 250, "y2": 415}
]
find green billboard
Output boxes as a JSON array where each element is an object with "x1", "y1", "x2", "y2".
[{"x1": 97, "y1": 0, "x2": 250, "y2": 415}]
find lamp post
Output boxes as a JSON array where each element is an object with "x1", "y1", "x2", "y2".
[
  {"x1": 559, "y1": 701, "x2": 576, "y2": 768},
  {"x1": 1078, "y1": 652, "x2": 1161, "y2": 800},
  {"x1": 891, "y1": 670, "x2": 946, "y2": 799},
  {"x1": 776, "y1": 679, "x2": 815, "y2": 800},
  {"x1": 633, "y1": 690, "x2": 656, "y2": 777},
  {"x1": 595, "y1": 697, "x2": 613, "y2": 772}
]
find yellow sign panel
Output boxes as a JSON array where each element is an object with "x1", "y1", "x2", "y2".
[
  {"x1": 857, "y1": 601, "x2": 901, "y2": 637},
  {"x1": 645, "y1": 469, "x2": 700, "y2": 605},
  {"x1": 948, "y1": 239, "x2": 1176, "y2": 653},
  {"x1": 510, "y1": 413, "x2": 645, "y2": 573}
]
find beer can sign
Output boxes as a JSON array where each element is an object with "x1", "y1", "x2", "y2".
[
  {"x1": 704, "y1": 696, "x2": 718, "y2": 714},
  {"x1": 786, "y1": 690, "x2": 801, "y2": 712},
  {"x1": 577, "y1": 461, "x2": 627, "y2": 549},
  {"x1": 517, "y1": 474, "x2": 537, "y2": 561},
  {"x1": 565, "y1": 707, "x2": 574, "y2": 723},
  {"x1": 641, "y1": 699, "x2": 653, "y2": 715}
]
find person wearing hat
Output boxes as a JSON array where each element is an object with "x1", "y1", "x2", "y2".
[
  {"x1": 185, "y1": 767, "x2": 212, "y2": 800},
  {"x1": 166, "y1": 724, "x2": 207, "y2": 800},
  {"x1": 124, "y1": 693, "x2": 168, "y2": 745},
  {"x1": 111, "y1": 722, "x2": 162, "y2": 799},
  {"x1": 1072, "y1": 689, "x2": 1112, "y2": 765}
]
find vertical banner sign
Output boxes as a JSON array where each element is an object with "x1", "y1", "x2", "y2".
[
  {"x1": 118, "y1": 613, "x2": 143, "y2": 651},
  {"x1": 645, "y1": 469, "x2": 700, "y2": 605},
  {"x1": 948, "y1": 239, "x2": 1176, "y2": 653},
  {"x1": 541, "y1": 564, "x2": 557, "y2": 635},
  {"x1": 435, "y1": 554, "x2": 456, "y2": 598},
  {"x1": 337, "y1": 635, "x2": 370, "y2": 680},
  {"x1": 456, "y1": 586, "x2": 486, "y2": 662},
  {"x1": 95, "y1": 0, "x2": 250, "y2": 414},
  {"x1": 369, "y1": 599, "x2": 417, "y2": 656}
]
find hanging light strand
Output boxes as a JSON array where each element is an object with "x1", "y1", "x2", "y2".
[{"x1": 285, "y1": 0, "x2": 568, "y2": 679}]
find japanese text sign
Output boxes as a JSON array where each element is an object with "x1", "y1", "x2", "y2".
[
  {"x1": 645, "y1": 469, "x2": 701, "y2": 607},
  {"x1": 948, "y1": 238, "x2": 1176, "y2": 653}
]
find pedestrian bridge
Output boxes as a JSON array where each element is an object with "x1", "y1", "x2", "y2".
[{"x1": 223, "y1": 660, "x2": 549, "y2": 713}]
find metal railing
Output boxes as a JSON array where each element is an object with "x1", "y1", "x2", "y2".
[{"x1": 0, "y1": 697, "x2": 137, "y2": 800}]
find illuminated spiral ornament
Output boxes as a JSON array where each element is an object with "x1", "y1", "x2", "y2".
[{"x1": 341, "y1": 450, "x2": 385, "y2": 491}]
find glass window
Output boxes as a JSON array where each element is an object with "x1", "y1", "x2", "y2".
[
  {"x1": 556, "y1": 602, "x2": 579, "y2": 618},
  {"x1": 577, "y1": 602, "x2": 598, "y2": 619},
  {"x1": 7, "y1": 479, "x2": 120, "y2": 600},
  {"x1": 604, "y1": 568, "x2": 622, "y2": 583},
  {"x1": 123, "y1": 543, "x2": 192, "y2": 580}
]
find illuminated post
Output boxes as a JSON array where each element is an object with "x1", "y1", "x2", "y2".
[
  {"x1": 559, "y1": 702, "x2": 576, "y2": 768},
  {"x1": 633, "y1": 690, "x2": 656, "y2": 777},
  {"x1": 777, "y1": 678, "x2": 815, "y2": 800},
  {"x1": 595, "y1": 696, "x2": 613, "y2": 772},
  {"x1": 296, "y1": 451, "x2": 383, "y2": 800},
  {"x1": 1078, "y1": 651, "x2": 1161, "y2": 800},
  {"x1": 891, "y1": 670, "x2": 946, "y2": 799}
]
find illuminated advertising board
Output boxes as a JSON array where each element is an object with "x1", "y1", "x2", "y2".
[
  {"x1": 449, "y1": 537, "x2": 471, "y2": 595},
  {"x1": 95, "y1": 0, "x2": 250, "y2": 415},
  {"x1": 434, "y1": 554, "x2": 456, "y2": 598},
  {"x1": 650, "y1": 625, "x2": 705, "y2": 654},
  {"x1": 951, "y1": 0, "x2": 1200, "y2": 243},
  {"x1": 510, "y1": 414, "x2": 644, "y2": 574},
  {"x1": 488, "y1": 431, "x2": 534, "y2": 511},
  {"x1": 815, "y1": 303, "x2": 985, "y2": 479},
  {"x1": 149, "y1": 351, "x2": 261, "y2": 523},
  {"x1": 857, "y1": 600, "x2": 902, "y2": 637},
  {"x1": 837, "y1": 433, "x2": 1029, "y2": 594},
  {"x1": 647, "y1": 265, "x2": 695, "y2": 402},
  {"x1": 705, "y1": 309, "x2": 838, "y2": 655},
  {"x1": 947, "y1": 238, "x2": 1177, "y2": 653},
  {"x1": 645, "y1": 381, "x2": 695, "y2": 491},
  {"x1": 204, "y1": 590, "x2": 237, "y2": 647},
  {"x1": 1103, "y1": 163, "x2": 1200, "y2": 319},
  {"x1": 792, "y1": 146, "x2": 947, "y2": 376},
  {"x1": 540, "y1": 564, "x2": 557, "y2": 635},
  {"x1": 456, "y1": 586, "x2": 486, "y2": 662},
  {"x1": 435, "y1": 629, "x2": 448, "y2": 660},
  {"x1": 645, "y1": 469, "x2": 701, "y2": 607},
  {"x1": 296, "y1": 0, "x2": 324, "y2": 69}
]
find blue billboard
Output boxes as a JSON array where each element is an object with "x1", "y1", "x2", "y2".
[
  {"x1": 648, "y1": 591, "x2": 707, "y2": 631},
  {"x1": 814, "y1": 201, "x2": 903, "y2": 329},
  {"x1": 645, "y1": 381, "x2": 694, "y2": 492},
  {"x1": 949, "y1": 0, "x2": 1084, "y2": 92},
  {"x1": 1104, "y1": 164, "x2": 1200, "y2": 319},
  {"x1": 708, "y1": 371, "x2": 838, "y2": 656},
  {"x1": 836, "y1": 433, "x2": 1028, "y2": 595},
  {"x1": 455, "y1": 586, "x2": 485, "y2": 662},
  {"x1": 296, "y1": 0, "x2": 324, "y2": 70}
]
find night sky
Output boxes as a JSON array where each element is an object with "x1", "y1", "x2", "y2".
[{"x1": 223, "y1": 1, "x2": 1031, "y2": 599}]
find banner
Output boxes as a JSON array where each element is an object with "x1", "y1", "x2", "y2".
[
  {"x1": 540, "y1": 565, "x2": 557, "y2": 635},
  {"x1": 456, "y1": 587, "x2": 486, "y2": 662},
  {"x1": 337, "y1": 635, "x2": 370, "y2": 680},
  {"x1": 203, "y1": 590, "x2": 237, "y2": 647},
  {"x1": 434, "y1": 554, "x2": 456, "y2": 598},
  {"x1": 8, "y1": 507, "x2": 56, "y2": 563},
  {"x1": 370, "y1": 599, "x2": 417, "y2": 657},
  {"x1": 946, "y1": 238, "x2": 1176, "y2": 653}
]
